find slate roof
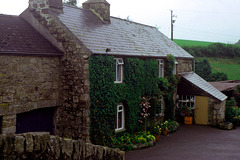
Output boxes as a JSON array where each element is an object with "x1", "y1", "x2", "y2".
[
  {"x1": 209, "y1": 81, "x2": 240, "y2": 92},
  {"x1": 0, "y1": 14, "x2": 62, "y2": 56},
  {"x1": 57, "y1": 5, "x2": 193, "y2": 58},
  {"x1": 179, "y1": 72, "x2": 227, "y2": 102}
]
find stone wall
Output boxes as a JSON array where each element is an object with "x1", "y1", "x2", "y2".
[
  {"x1": 24, "y1": 0, "x2": 92, "y2": 141},
  {"x1": 177, "y1": 59, "x2": 193, "y2": 73},
  {"x1": 0, "y1": 56, "x2": 60, "y2": 134},
  {"x1": 208, "y1": 98, "x2": 226, "y2": 125},
  {"x1": 0, "y1": 132, "x2": 125, "y2": 160}
]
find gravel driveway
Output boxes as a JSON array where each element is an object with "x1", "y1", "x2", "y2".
[{"x1": 126, "y1": 125, "x2": 240, "y2": 160}]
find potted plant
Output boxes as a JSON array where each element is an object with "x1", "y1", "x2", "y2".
[
  {"x1": 162, "y1": 121, "x2": 169, "y2": 135},
  {"x1": 151, "y1": 125, "x2": 162, "y2": 141},
  {"x1": 180, "y1": 105, "x2": 193, "y2": 125}
]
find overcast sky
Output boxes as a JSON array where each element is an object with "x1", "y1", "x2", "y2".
[{"x1": 0, "y1": 0, "x2": 240, "y2": 44}]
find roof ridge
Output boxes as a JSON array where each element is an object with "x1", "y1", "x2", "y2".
[
  {"x1": 62, "y1": 5, "x2": 157, "y2": 29},
  {"x1": 110, "y1": 16, "x2": 157, "y2": 29}
]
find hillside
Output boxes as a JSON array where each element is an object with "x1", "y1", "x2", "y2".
[
  {"x1": 207, "y1": 58, "x2": 240, "y2": 80},
  {"x1": 173, "y1": 39, "x2": 215, "y2": 47},
  {"x1": 174, "y1": 39, "x2": 240, "y2": 80}
]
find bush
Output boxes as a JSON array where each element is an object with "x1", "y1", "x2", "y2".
[
  {"x1": 233, "y1": 85, "x2": 240, "y2": 106},
  {"x1": 183, "y1": 43, "x2": 240, "y2": 58},
  {"x1": 195, "y1": 58, "x2": 211, "y2": 79},
  {"x1": 195, "y1": 58, "x2": 228, "y2": 81},
  {"x1": 225, "y1": 98, "x2": 239, "y2": 122},
  {"x1": 111, "y1": 131, "x2": 155, "y2": 151},
  {"x1": 207, "y1": 72, "x2": 228, "y2": 82}
]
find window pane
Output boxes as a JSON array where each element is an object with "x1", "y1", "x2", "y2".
[
  {"x1": 119, "y1": 106, "x2": 123, "y2": 111},
  {"x1": 118, "y1": 111, "x2": 123, "y2": 129},
  {"x1": 159, "y1": 64, "x2": 163, "y2": 77},
  {"x1": 115, "y1": 60, "x2": 117, "y2": 81},
  {"x1": 117, "y1": 65, "x2": 122, "y2": 82}
]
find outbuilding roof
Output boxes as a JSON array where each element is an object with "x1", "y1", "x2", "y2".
[
  {"x1": 179, "y1": 72, "x2": 227, "y2": 102},
  {"x1": 0, "y1": 14, "x2": 62, "y2": 56},
  {"x1": 209, "y1": 81, "x2": 240, "y2": 92},
  {"x1": 57, "y1": 5, "x2": 193, "y2": 58}
]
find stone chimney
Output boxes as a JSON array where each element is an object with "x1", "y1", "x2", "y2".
[
  {"x1": 82, "y1": 0, "x2": 110, "y2": 23},
  {"x1": 29, "y1": 0, "x2": 63, "y2": 14}
]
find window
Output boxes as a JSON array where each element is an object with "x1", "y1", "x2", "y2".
[
  {"x1": 116, "y1": 104, "x2": 124, "y2": 131},
  {"x1": 177, "y1": 95, "x2": 195, "y2": 109},
  {"x1": 158, "y1": 59, "x2": 164, "y2": 77},
  {"x1": 114, "y1": 58, "x2": 124, "y2": 83},
  {"x1": 173, "y1": 60, "x2": 178, "y2": 75}
]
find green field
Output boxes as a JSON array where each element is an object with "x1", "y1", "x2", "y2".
[
  {"x1": 174, "y1": 39, "x2": 240, "y2": 80},
  {"x1": 200, "y1": 58, "x2": 240, "y2": 80},
  {"x1": 174, "y1": 39, "x2": 215, "y2": 47}
]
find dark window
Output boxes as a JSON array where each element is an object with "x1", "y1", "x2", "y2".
[{"x1": 16, "y1": 107, "x2": 55, "y2": 134}]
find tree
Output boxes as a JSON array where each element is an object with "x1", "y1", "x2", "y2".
[
  {"x1": 63, "y1": 0, "x2": 77, "y2": 6},
  {"x1": 195, "y1": 58, "x2": 228, "y2": 82},
  {"x1": 207, "y1": 72, "x2": 228, "y2": 82},
  {"x1": 195, "y1": 58, "x2": 211, "y2": 79}
]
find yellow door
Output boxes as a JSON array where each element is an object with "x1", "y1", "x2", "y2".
[{"x1": 195, "y1": 96, "x2": 208, "y2": 125}]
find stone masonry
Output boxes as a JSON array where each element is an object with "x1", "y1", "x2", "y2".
[
  {"x1": 208, "y1": 98, "x2": 226, "y2": 125},
  {"x1": 26, "y1": 0, "x2": 92, "y2": 141},
  {"x1": 176, "y1": 59, "x2": 193, "y2": 73},
  {"x1": 0, "y1": 132, "x2": 125, "y2": 160},
  {"x1": 0, "y1": 56, "x2": 60, "y2": 134},
  {"x1": 82, "y1": 0, "x2": 110, "y2": 23}
]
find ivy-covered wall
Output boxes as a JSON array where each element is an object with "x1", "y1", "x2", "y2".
[{"x1": 89, "y1": 55, "x2": 177, "y2": 145}]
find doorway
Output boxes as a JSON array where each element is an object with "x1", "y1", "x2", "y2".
[{"x1": 195, "y1": 96, "x2": 209, "y2": 125}]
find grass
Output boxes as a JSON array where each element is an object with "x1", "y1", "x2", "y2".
[
  {"x1": 198, "y1": 57, "x2": 240, "y2": 80},
  {"x1": 174, "y1": 39, "x2": 240, "y2": 80},
  {"x1": 174, "y1": 39, "x2": 215, "y2": 47}
]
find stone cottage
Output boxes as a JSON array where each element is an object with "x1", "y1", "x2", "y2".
[{"x1": 0, "y1": 0, "x2": 227, "y2": 142}]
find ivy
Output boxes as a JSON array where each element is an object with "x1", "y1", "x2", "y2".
[
  {"x1": 89, "y1": 55, "x2": 176, "y2": 145},
  {"x1": 164, "y1": 55, "x2": 179, "y2": 120}
]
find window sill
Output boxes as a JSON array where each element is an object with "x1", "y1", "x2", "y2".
[
  {"x1": 115, "y1": 128, "x2": 125, "y2": 133},
  {"x1": 114, "y1": 81, "x2": 123, "y2": 84}
]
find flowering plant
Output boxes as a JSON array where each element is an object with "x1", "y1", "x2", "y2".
[
  {"x1": 180, "y1": 105, "x2": 192, "y2": 117},
  {"x1": 110, "y1": 131, "x2": 155, "y2": 151},
  {"x1": 162, "y1": 121, "x2": 169, "y2": 130},
  {"x1": 151, "y1": 125, "x2": 162, "y2": 135},
  {"x1": 138, "y1": 97, "x2": 151, "y2": 123}
]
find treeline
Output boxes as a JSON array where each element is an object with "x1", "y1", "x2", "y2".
[{"x1": 183, "y1": 43, "x2": 240, "y2": 58}]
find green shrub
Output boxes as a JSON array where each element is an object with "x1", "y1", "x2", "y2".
[
  {"x1": 233, "y1": 85, "x2": 240, "y2": 106},
  {"x1": 225, "y1": 98, "x2": 239, "y2": 122},
  {"x1": 111, "y1": 131, "x2": 155, "y2": 151}
]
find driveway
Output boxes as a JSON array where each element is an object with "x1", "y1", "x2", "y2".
[{"x1": 126, "y1": 125, "x2": 240, "y2": 160}]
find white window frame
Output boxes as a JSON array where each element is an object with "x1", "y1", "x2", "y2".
[
  {"x1": 173, "y1": 60, "x2": 178, "y2": 75},
  {"x1": 158, "y1": 59, "x2": 164, "y2": 77},
  {"x1": 177, "y1": 95, "x2": 195, "y2": 109},
  {"x1": 114, "y1": 58, "x2": 124, "y2": 83},
  {"x1": 116, "y1": 104, "x2": 125, "y2": 132}
]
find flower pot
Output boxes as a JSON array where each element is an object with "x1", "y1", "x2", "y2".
[
  {"x1": 154, "y1": 134, "x2": 160, "y2": 141},
  {"x1": 163, "y1": 129, "x2": 168, "y2": 136},
  {"x1": 184, "y1": 116, "x2": 193, "y2": 125}
]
